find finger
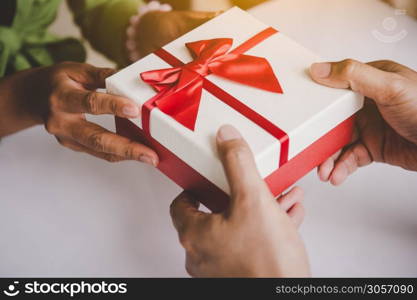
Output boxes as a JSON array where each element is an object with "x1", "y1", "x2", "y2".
[
  {"x1": 329, "y1": 142, "x2": 373, "y2": 186},
  {"x1": 287, "y1": 202, "x2": 305, "y2": 228},
  {"x1": 216, "y1": 125, "x2": 270, "y2": 204},
  {"x1": 59, "y1": 88, "x2": 140, "y2": 118},
  {"x1": 170, "y1": 192, "x2": 206, "y2": 236},
  {"x1": 317, "y1": 150, "x2": 341, "y2": 182},
  {"x1": 310, "y1": 59, "x2": 403, "y2": 105},
  {"x1": 317, "y1": 125, "x2": 359, "y2": 182},
  {"x1": 277, "y1": 187, "x2": 304, "y2": 212},
  {"x1": 65, "y1": 119, "x2": 159, "y2": 166},
  {"x1": 66, "y1": 63, "x2": 117, "y2": 89},
  {"x1": 56, "y1": 137, "x2": 125, "y2": 162}
]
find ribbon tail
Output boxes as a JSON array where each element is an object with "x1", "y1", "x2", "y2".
[{"x1": 210, "y1": 54, "x2": 283, "y2": 94}]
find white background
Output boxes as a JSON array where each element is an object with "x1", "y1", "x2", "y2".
[{"x1": 0, "y1": 0, "x2": 416, "y2": 277}]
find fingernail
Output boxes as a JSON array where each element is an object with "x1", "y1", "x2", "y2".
[
  {"x1": 217, "y1": 125, "x2": 242, "y2": 142},
  {"x1": 139, "y1": 155, "x2": 157, "y2": 167},
  {"x1": 311, "y1": 63, "x2": 332, "y2": 78},
  {"x1": 123, "y1": 105, "x2": 139, "y2": 118}
]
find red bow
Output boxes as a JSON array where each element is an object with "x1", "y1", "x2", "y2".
[{"x1": 140, "y1": 38, "x2": 283, "y2": 131}]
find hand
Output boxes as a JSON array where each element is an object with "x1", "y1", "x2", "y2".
[
  {"x1": 132, "y1": 10, "x2": 221, "y2": 59},
  {"x1": 0, "y1": 62, "x2": 159, "y2": 165},
  {"x1": 170, "y1": 125, "x2": 309, "y2": 278},
  {"x1": 310, "y1": 59, "x2": 417, "y2": 185}
]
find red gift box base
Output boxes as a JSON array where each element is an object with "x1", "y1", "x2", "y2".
[{"x1": 116, "y1": 116, "x2": 355, "y2": 213}]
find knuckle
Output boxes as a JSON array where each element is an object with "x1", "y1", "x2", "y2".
[
  {"x1": 339, "y1": 59, "x2": 359, "y2": 78},
  {"x1": 179, "y1": 233, "x2": 194, "y2": 252},
  {"x1": 123, "y1": 143, "x2": 140, "y2": 160},
  {"x1": 385, "y1": 74, "x2": 406, "y2": 101},
  {"x1": 124, "y1": 147, "x2": 134, "y2": 160},
  {"x1": 87, "y1": 132, "x2": 105, "y2": 152},
  {"x1": 110, "y1": 99, "x2": 119, "y2": 114},
  {"x1": 84, "y1": 92, "x2": 100, "y2": 114}
]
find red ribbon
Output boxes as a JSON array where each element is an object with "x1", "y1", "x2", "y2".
[{"x1": 140, "y1": 27, "x2": 290, "y2": 167}]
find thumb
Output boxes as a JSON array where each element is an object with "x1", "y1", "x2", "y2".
[
  {"x1": 310, "y1": 59, "x2": 402, "y2": 105},
  {"x1": 216, "y1": 125, "x2": 272, "y2": 209}
]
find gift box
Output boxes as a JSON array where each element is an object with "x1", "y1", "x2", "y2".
[{"x1": 106, "y1": 7, "x2": 363, "y2": 212}]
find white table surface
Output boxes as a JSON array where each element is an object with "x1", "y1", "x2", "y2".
[{"x1": 1, "y1": 0, "x2": 416, "y2": 277}]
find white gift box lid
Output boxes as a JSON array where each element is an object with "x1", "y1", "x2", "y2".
[{"x1": 106, "y1": 7, "x2": 364, "y2": 194}]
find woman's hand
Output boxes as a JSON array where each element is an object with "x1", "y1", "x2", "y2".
[
  {"x1": 131, "y1": 10, "x2": 220, "y2": 59},
  {"x1": 310, "y1": 59, "x2": 417, "y2": 185},
  {"x1": 0, "y1": 62, "x2": 159, "y2": 165},
  {"x1": 170, "y1": 125, "x2": 309, "y2": 278},
  {"x1": 231, "y1": 0, "x2": 268, "y2": 10}
]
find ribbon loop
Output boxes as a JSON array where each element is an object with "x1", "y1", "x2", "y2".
[
  {"x1": 140, "y1": 36, "x2": 283, "y2": 131},
  {"x1": 186, "y1": 38, "x2": 232, "y2": 62}
]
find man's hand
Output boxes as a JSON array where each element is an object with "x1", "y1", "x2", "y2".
[
  {"x1": 310, "y1": 59, "x2": 417, "y2": 185},
  {"x1": 0, "y1": 62, "x2": 159, "y2": 165},
  {"x1": 170, "y1": 125, "x2": 309, "y2": 278},
  {"x1": 132, "y1": 10, "x2": 221, "y2": 59}
]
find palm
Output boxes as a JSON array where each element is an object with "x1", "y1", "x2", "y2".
[
  {"x1": 314, "y1": 59, "x2": 417, "y2": 185},
  {"x1": 356, "y1": 99, "x2": 417, "y2": 171}
]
